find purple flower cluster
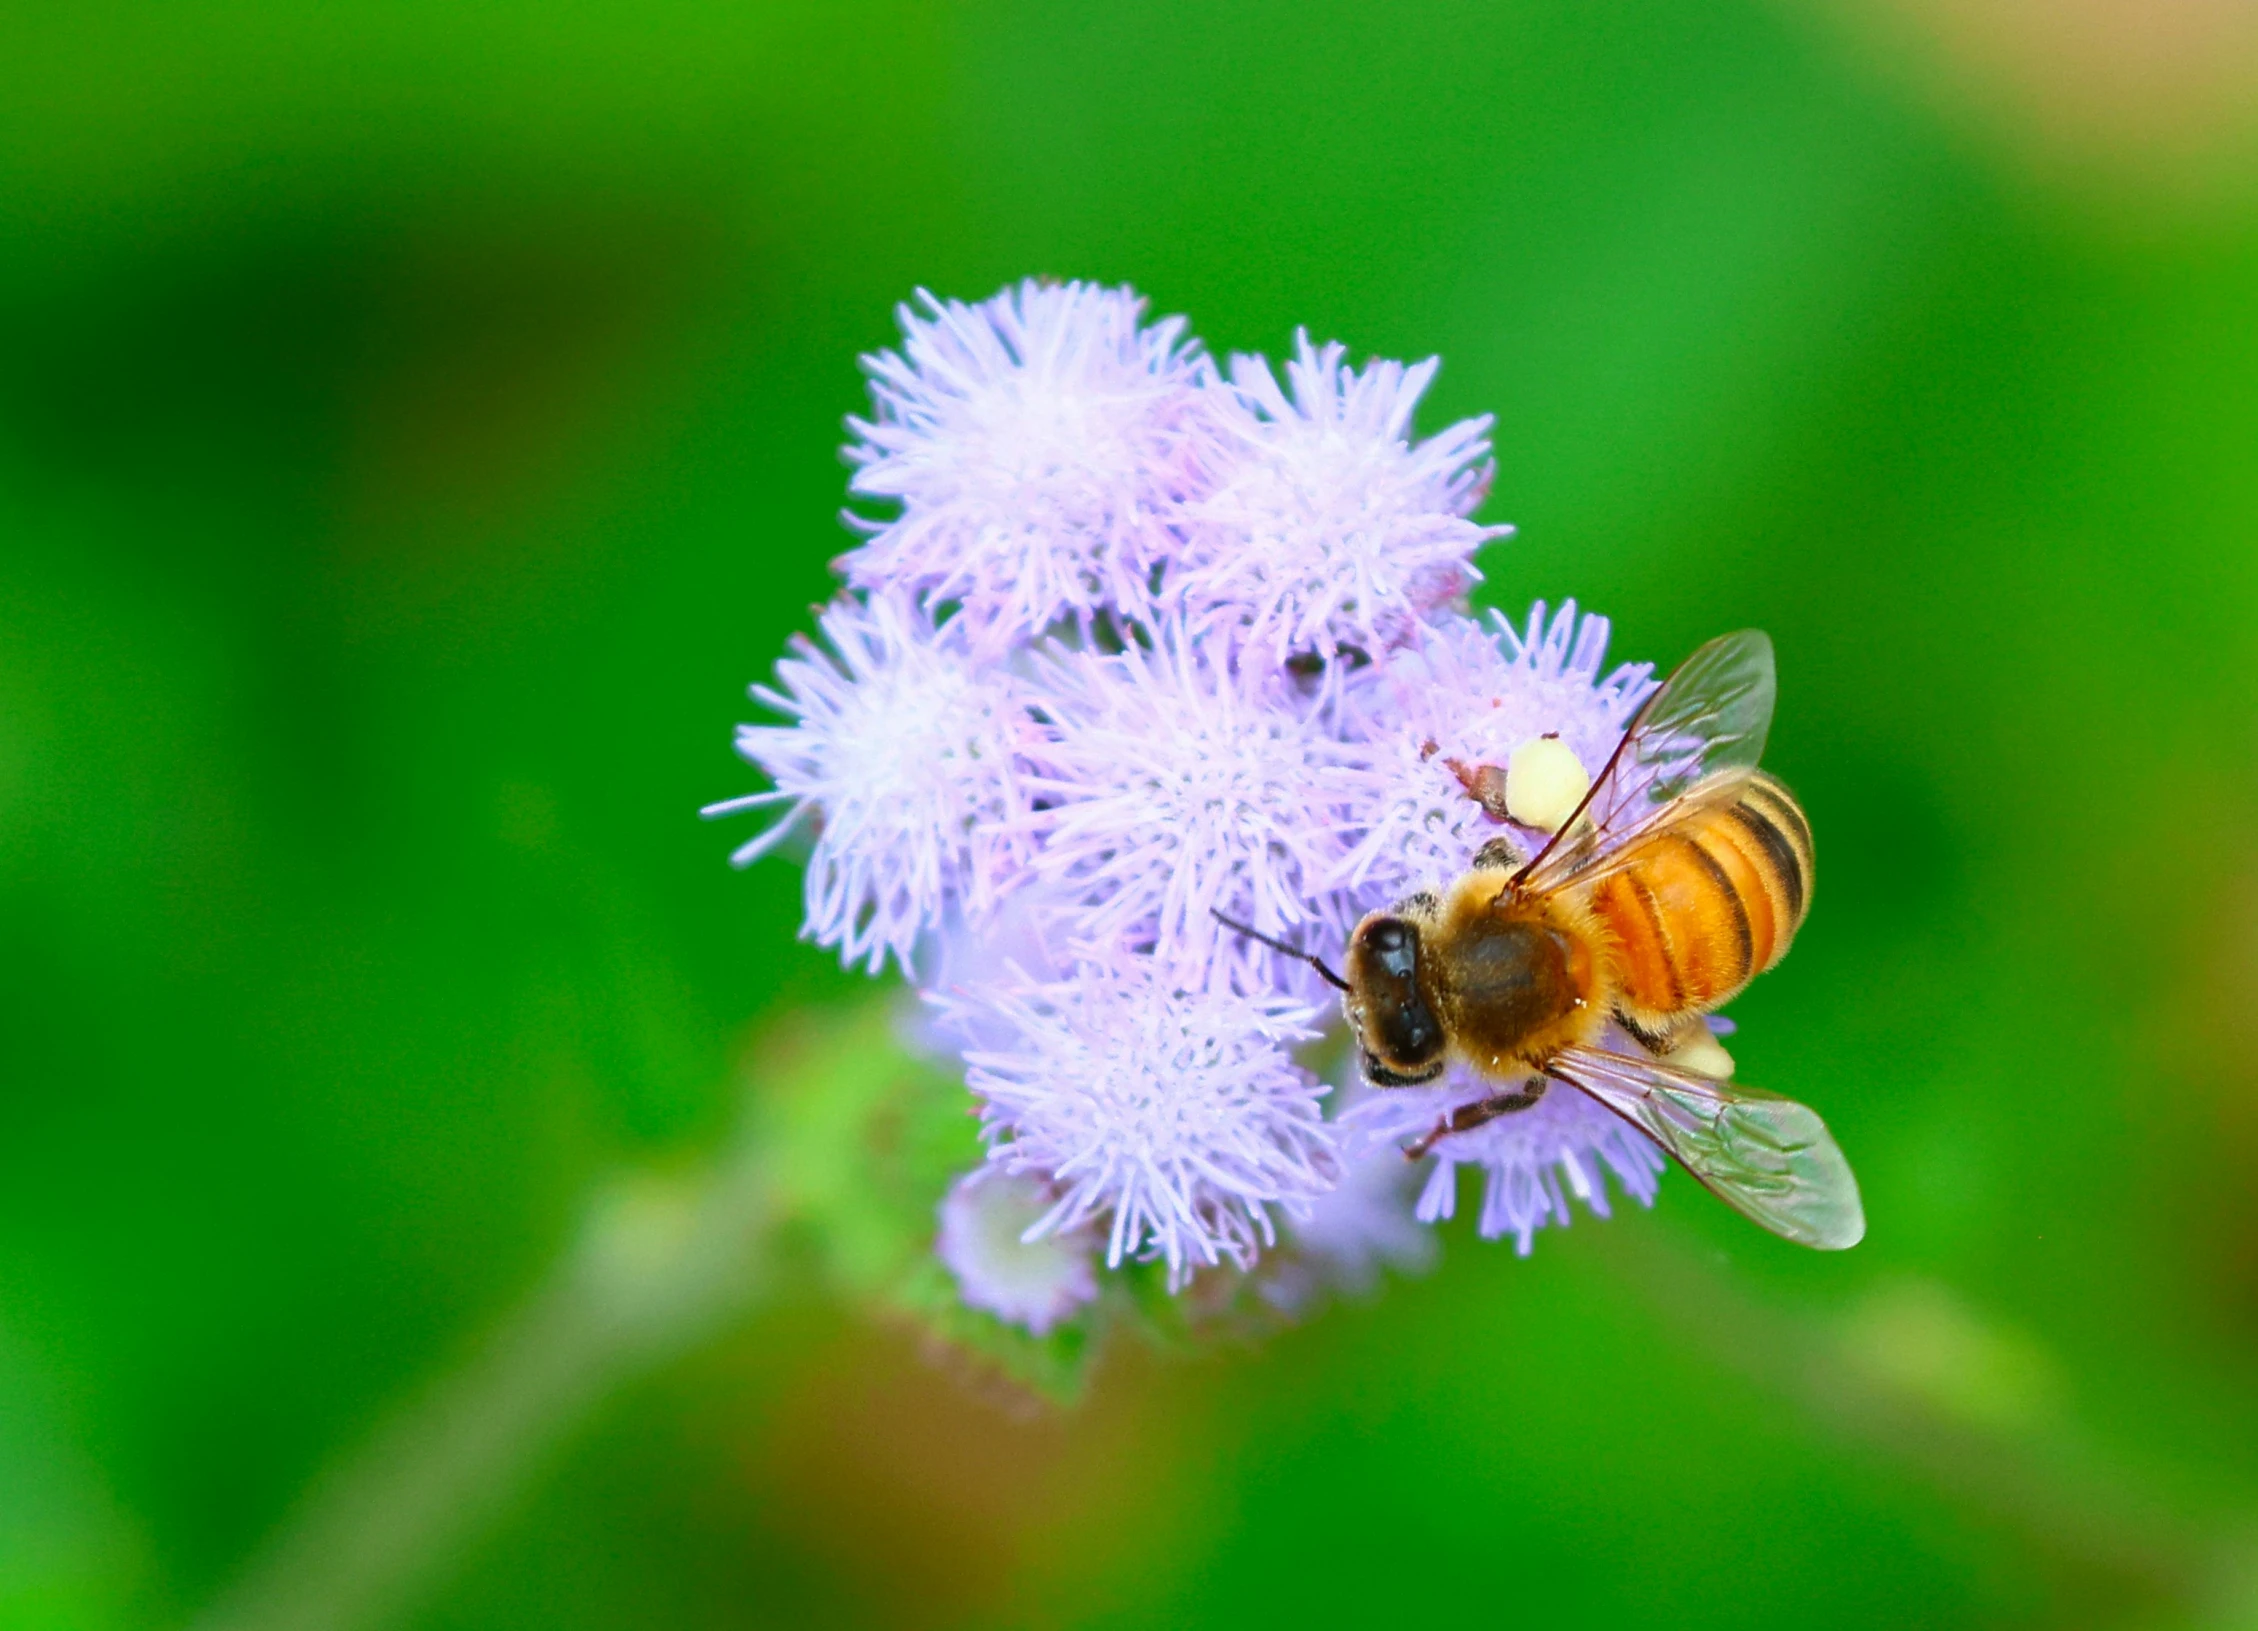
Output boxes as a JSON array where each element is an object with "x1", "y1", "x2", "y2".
[{"x1": 710, "y1": 280, "x2": 1668, "y2": 1325}]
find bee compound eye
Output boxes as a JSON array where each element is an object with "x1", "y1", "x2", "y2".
[
  {"x1": 1377, "y1": 994, "x2": 1442, "y2": 1065},
  {"x1": 1360, "y1": 916, "x2": 1419, "y2": 978}
]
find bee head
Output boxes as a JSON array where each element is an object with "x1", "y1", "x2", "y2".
[{"x1": 1348, "y1": 913, "x2": 1446, "y2": 1085}]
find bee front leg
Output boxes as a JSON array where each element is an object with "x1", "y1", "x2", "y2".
[
  {"x1": 1470, "y1": 835, "x2": 1523, "y2": 872},
  {"x1": 1402, "y1": 1078, "x2": 1551, "y2": 1160}
]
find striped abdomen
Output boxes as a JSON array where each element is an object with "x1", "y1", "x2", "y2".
[{"x1": 1589, "y1": 772, "x2": 1813, "y2": 1022}]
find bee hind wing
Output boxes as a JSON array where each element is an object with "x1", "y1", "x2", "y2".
[{"x1": 1554, "y1": 1045, "x2": 1865, "y2": 1251}]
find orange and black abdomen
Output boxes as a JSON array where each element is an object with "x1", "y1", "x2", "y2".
[{"x1": 1589, "y1": 772, "x2": 1813, "y2": 1022}]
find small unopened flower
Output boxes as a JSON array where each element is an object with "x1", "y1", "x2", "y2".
[
  {"x1": 940, "y1": 959, "x2": 1337, "y2": 1286},
  {"x1": 702, "y1": 593, "x2": 1037, "y2": 975},
  {"x1": 1174, "y1": 334, "x2": 1508, "y2": 662},
  {"x1": 841, "y1": 280, "x2": 1216, "y2": 646},
  {"x1": 936, "y1": 1168, "x2": 1099, "y2": 1336}
]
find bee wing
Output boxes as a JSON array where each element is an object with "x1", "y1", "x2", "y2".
[
  {"x1": 1518, "y1": 629, "x2": 1776, "y2": 893},
  {"x1": 1554, "y1": 1044, "x2": 1865, "y2": 1250}
]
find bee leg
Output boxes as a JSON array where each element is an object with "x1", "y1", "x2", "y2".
[
  {"x1": 1387, "y1": 888, "x2": 1442, "y2": 921},
  {"x1": 1444, "y1": 757, "x2": 1513, "y2": 820},
  {"x1": 1470, "y1": 836, "x2": 1523, "y2": 872},
  {"x1": 1615, "y1": 1009, "x2": 1703, "y2": 1055},
  {"x1": 1402, "y1": 1079, "x2": 1550, "y2": 1160}
]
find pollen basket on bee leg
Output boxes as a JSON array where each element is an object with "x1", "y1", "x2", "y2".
[
  {"x1": 1504, "y1": 735, "x2": 1590, "y2": 833},
  {"x1": 1663, "y1": 1028, "x2": 1735, "y2": 1079}
]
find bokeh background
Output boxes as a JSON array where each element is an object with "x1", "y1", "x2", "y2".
[{"x1": 6, "y1": 2, "x2": 2258, "y2": 1627}]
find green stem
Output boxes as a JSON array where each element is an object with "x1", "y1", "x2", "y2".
[{"x1": 187, "y1": 1137, "x2": 777, "y2": 1631}]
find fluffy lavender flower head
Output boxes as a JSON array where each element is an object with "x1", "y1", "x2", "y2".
[
  {"x1": 701, "y1": 593, "x2": 1035, "y2": 975},
  {"x1": 1024, "y1": 624, "x2": 1363, "y2": 972},
  {"x1": 937, "y1": 960, "x2": 1336, "y2": 1286},
  {"x1": 1344, "y1": 1067, "x2": 1666, "y2": 1255},
  {"x1": 842, "y1": 281, "x2": 1216, "y2": 647},
  {"x1": 1263, "y1": 1135, "x2": 1439, "y2": 1311},
  {"x1": 713, "y1": 279, "x2": 1709, "y2": 1334},
  {"x1": 1174, "y1": 334, "x2": 1510, "y2": 663},
  {"x1": 1333, "y1": 599, "x2": 1655, "y2": 905}
]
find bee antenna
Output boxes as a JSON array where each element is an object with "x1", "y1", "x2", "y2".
[{"x1": 1211, "y1": 909, "x2": 1351, "y2": 993}]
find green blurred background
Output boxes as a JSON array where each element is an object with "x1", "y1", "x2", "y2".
[{"x1": 5, "y1": 2, "x2": 2258, "y2": 1627}]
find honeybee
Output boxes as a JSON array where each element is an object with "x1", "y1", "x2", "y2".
[{"x1": 1223, "y1": 629, "x2": 1863, "y2": 1250}]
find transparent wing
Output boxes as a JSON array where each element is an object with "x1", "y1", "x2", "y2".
[
  {"x1": 1527, "y1": 768, "x2": 1762, "y2": 895},
  {"x1": 1519, "y1": 629, "x2": 1776, "y2": 893},
  {"x1": 1555, "y1": 1044, "x2": 1865, "y2": 1250}
]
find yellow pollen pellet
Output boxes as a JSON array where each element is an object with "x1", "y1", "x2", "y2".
[
  {"x1": 1665, "y1": 1029, "x2": 1735, "y2": 1080},
  {"x1": 1505, "y1": 734, "x2": 1590, "y2": 832}
]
